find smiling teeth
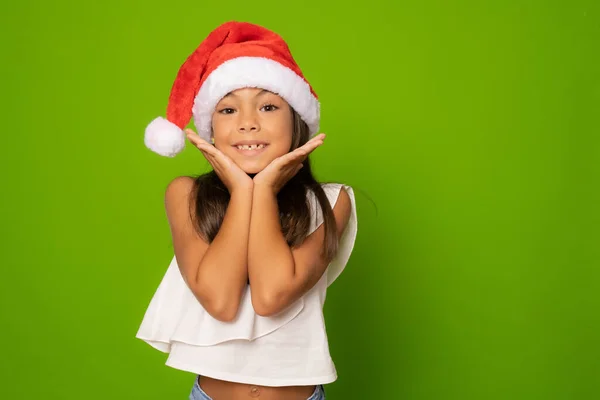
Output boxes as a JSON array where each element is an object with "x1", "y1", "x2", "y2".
[{"x1": 237, "y1": 144, "x2": 265, "y2": 150}]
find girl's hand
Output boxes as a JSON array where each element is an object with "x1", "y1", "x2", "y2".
[
  {"x1": 185, "y1": 129, "x2": 253, "y2": 193},
  {"x1": 253, "y1": 133, "x2": 325, "y2": 194}
]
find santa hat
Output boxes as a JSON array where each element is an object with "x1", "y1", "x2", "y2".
[{"x1": 144, "y1": 21, "x2": 320, "y2": 157}]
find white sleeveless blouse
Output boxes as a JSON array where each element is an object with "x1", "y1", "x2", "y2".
[{"x1": 136, "y1": 183, "x2": 358, "y2": 387}]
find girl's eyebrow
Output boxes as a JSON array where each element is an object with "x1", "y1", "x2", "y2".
[
  {"x1": 256, "y1": 89, "x2": 271, "y2": 97},
  {"x1": 223, "y1": 89, "x2": 271, "y2": 99}
]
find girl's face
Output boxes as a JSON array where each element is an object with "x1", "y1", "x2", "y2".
[{"x1": 211, "y1": 87, "x2": 294, "y2": 174}]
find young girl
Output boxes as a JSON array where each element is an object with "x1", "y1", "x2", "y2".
[{"x1": 137, "y1": 21, "x2": 358, "y2": 400}]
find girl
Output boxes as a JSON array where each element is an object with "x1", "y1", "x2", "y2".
[{"x1": 137, "y1": 21, "x2": 358, "y2": 400}]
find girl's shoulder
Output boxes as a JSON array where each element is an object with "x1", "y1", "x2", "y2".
[
  {"x1": 307, "y1": 182, "x2": 355, "y2": 232},
  {"x1": 164, "y1": 176, "x2": 196, "y2": 206},
  {"x1": 309, "y1": 182, "x2": 354, "y2": 208}
]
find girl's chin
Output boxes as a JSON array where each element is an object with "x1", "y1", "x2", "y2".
[
  {"x1": 237, "y1": 160, "x2": 269, "y2": 175},
  {"x1": 241, "y1": 167, "x2": 263, "y2": 175}
]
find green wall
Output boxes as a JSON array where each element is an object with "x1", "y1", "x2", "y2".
[{"x1": 1, "y1": 0, "x2": 598, "y2": 398}]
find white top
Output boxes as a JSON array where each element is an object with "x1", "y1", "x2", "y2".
[{"x1": 136, "y1": 183, "x2": 358, "y2": 387}]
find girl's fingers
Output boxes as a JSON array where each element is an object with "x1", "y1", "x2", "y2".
[
  {"x1": 186, "y1": 129, "x2": 213, "y2": 149},
  {"x1": 186, "y1": 130, "x2": 223, "y2": 162},
  {"x1": 192, "y1": 138, "x2": 214, "y2": 151},
  {"x1": 199, "y1": 149, "x2": 215, "y2": 163},
  {"x1": 311, "y1": 133, "x2": 326, "y2": 142},
  {"x1": 304, "y1": 134, "x2": 325, "y2": 149},
  {"x1": 189, "y1": 134, "x2": 219, "y2": 164},
  {"x1": 186, "y1": 130, "x2": 241, "y2": 182},
  {"x1": 185, "y1": 129, "x2": 202, "y2": 143},
  {"x1": 185, "y1": 128, "x2": 203, "y2": 139},
  {"x1": 196, "y1": 145, "x2": 217, "y2": 163},
  {"x1": 300, "y1": 134, "x2": 325, "y2": 152},
  {"x1": 199, "y1": 145, "x2": 230, "y2": 172},
  {"x1": 287, "y1": 137, "x2": 324, "y2": 162},
  {"x1": 276, "y1": 144, "x2": 318, "y2": 168},
  {"x1": 198, "y1": 144, "x2": 218, "y2": 158},
  {"x1": 198, "y1": 150, "x2": 216, "y2": 168}
]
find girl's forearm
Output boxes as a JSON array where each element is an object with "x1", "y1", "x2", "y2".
[
  {"x1": 247, "y1": 185, "x2": 296, "y2": 310},
  {"x1": 194, "y1": 186, "x2": 253, "y2": 320}
]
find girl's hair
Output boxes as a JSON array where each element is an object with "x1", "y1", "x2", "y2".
[{"x1": 187, "y1": 107, "x2": 339, "y2": 262}]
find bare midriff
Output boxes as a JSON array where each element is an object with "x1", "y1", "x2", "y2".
[{"x1": 198, "y1": 375, "x2": 316, "y2": 400}]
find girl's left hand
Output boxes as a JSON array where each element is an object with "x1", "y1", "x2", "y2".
[{"x1": 253, "y1": 133, "x2": 325, "y2": 194}]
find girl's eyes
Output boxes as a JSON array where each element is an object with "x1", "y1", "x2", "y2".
[
  {"x1": 261, "y1": 104, "x2": 278, "y2": 112},
  {"x1": 217, "y1": 104, "x2": 279, "y2": 114}
]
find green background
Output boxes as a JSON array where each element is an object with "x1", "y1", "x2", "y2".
[{"x1": 1, "y1": 0, "x2": 598, "y2": 398}]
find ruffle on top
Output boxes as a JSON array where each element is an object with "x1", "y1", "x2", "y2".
[{"x1": 136, "y1": 183, "x2": 357, "y2": 352}]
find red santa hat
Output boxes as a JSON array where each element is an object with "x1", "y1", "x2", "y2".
[{"x1": 144, "y1": 21, "x2": 320, "y2": 157}]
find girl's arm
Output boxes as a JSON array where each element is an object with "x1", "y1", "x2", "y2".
[
  {"x1": 165, "y1": 176, "x2": 253, "y2": 322},
  {"x1": 248, "y1": 184, "x2": 351, "y2": 316}
]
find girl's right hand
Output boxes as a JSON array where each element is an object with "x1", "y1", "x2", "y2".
[{"x1": 185, "y1": 129, "x2": 253, "y2": 193}]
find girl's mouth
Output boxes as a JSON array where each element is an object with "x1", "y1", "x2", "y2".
[{"x1": 233, "y1": 144, "x2": 269, "y2": 155}]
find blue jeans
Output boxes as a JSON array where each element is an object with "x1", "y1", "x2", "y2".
[{"x1": 189, "y1": 376, "x2": 326, "y2": 400}]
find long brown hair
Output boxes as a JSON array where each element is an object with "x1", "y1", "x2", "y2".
[{"x1": 188, "y1": 107, "x2": 339, "y2": 262}]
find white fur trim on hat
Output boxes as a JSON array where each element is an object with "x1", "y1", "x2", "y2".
[
  {"x1": 191, "y1": 56, "x2": 320, "y2": 142},
  {"x1": 144, "y1": 117, "x2": 186, "y2": 157}
]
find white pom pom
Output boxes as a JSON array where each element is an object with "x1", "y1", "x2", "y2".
[{"x1": 144, "y1": 117, "x2": 186, "y2": 157}]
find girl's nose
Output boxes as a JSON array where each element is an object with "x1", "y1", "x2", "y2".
[{"x1": 237, "y1": 113, "x2": 260, "y2": 133}]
